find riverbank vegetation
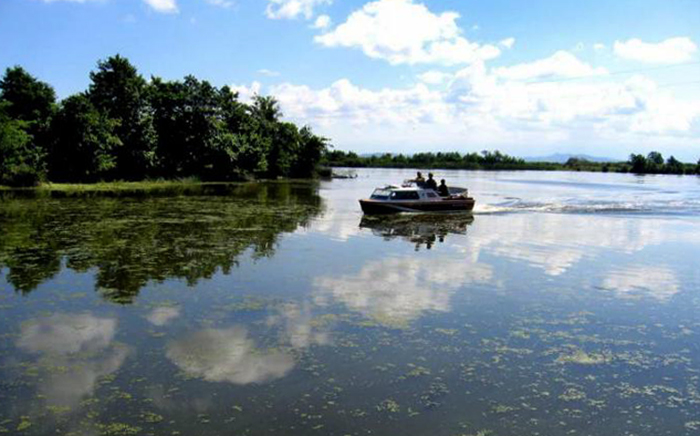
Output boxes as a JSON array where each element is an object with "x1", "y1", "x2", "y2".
[
  {"x1": 0, "y1": 56, "x2": 328, "y2": 187},
  {"x1": 322, "y1": 150, "x2": 700, "y2": 175}
]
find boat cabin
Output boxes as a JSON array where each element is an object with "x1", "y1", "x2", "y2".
[{"x1": 370, "y1": 186, "x2": 442, "y2": 201}]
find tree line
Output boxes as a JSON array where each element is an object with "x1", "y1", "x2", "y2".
[
  {"x1": 0, "y1": 55, "x2": 328, "y2": 187},
  {"x1": 322, "y1": 150, "x2": 700, "y2": 175}
]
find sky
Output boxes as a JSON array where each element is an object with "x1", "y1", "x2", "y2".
[{"x1": 1, "y1": 0, "x2": 700, "y2": 160}]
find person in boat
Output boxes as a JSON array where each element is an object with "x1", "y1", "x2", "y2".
[
  {"x1": 412, "y1": 171, "x2": 426, "y2": 187},
  {"x1": 438, "y1": 179, "x2": 450, "y2": 197},
  {"x1": 426, "y1": 173, "x2": 438, "y2": 191}
]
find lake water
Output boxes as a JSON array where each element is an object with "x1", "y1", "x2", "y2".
[{"x1": 1, "y1": 169, "x2": 700, "y2": 436}]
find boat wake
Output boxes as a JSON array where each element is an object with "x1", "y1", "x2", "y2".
[{"x1": 474, "y1": 198, "x2": 700, "y2": 216}]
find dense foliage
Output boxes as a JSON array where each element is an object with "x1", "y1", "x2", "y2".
[
  {"x1": 0, "y1": 56, "x2": 328, "y2": 186},
  {"x1": 322, "y1": 150, "x2": 700, "y2": 175}
]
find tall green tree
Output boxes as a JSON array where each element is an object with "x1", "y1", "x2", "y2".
[
  {"x1": 292, "y1": 126, "x2": 328, "y2": 177},
  {"x1": 0, "y1": 66, "x2": 55, "y2": 126},
  {"x1": 0, "y1": 101, "x2": 43, "y2": 186},
  {"x1": 0, "y1": 67, "x2": 55, "y2": 184},
  {"x1": 48, "y1": 94, "x2": 121, "y2": 182},
  {"x1": 89, "y1": 55, "x2": 155, "y2": 179}
]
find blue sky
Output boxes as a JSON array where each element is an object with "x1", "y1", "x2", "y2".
[{"x1": 2, "y1": 0, "x2": 700, "y2": 159}]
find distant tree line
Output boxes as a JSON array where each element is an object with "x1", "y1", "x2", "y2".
[
  {"x1": 0, "y1": 55, "x2": 328, "y2": 186},
  {"x1": 322, "y1": 150, "x2": 534, "y2": 170},
  {"x1": 322, "y1": 150, "x2": 700, "y2": 175}
]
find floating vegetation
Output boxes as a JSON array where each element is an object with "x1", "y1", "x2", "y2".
[
  {"x1": 556, "y1": 349, "x2": 610, "y2": 365},
  {"x1": 376, "y1": 399, "x2": 401, "y2": 414}
]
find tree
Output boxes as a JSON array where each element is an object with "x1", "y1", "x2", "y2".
[
  {"x1": 645, "y1": 151, "x2": 664, "y2": 173},
  {"x1": 48, "y1": 94, "x2": 121, "y2": 182},
  {"x1": 0, "y1": 101, "x2": 43, "y2": 186},
  {"x1": 292, "y1": 126, "x2": 328, "y2": 177},
  {"x1": 665, "y1": 156, "x2": 684, "y2": 174},
  {"x1": 0, "y1": 66, "x2": 55, "y2": 125},
  {"x1": 628, "y1": 154, "x2": 647, "y2": 173},
  {"x1": 89, "y1": 55, "x2": 155, "y2": 179},
  {"x1": 0, "y1": 66, "x2": 55, "y2": 181},
  {"x1": 249, "y1": 95, "x2": 282, "y2": 123}
]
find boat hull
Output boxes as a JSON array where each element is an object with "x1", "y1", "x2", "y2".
[{"x1": 359, "y1": 198, "x2": 475, "y2": 214}]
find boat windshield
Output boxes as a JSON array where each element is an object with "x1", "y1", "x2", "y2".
[{"x1": 370, "y1": 188, "x2": 392, "y2": 200}]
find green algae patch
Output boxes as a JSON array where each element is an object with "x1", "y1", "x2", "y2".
[
  {"x1": 556, "y1": 349, "x2": 610, "y2": 365},
  {"x1": 376, "y1": 399, "x2": 401, "y2": 413},
  {"x1": 98, "y1": 422, "x2": 142, "y2": 436},
  {"x1": 16, "y1": 416, "x2": 32, "y2": 432}
]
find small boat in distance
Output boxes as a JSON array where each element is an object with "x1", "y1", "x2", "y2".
[{"x1": 359, "y1": 182, "x2": 475, "y2": 214}]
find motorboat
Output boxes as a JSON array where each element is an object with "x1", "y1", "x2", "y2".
[{"x1": 359, "y1": 182, "x2": 475, "y2": 214}]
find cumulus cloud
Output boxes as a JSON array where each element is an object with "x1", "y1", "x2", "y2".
[
  {"x1": 231, "y1": 47, "x2": 700, "y2": 152},
  {"x1": 266, "y1": 0, "x2": 331, "y2": 20},
  {"x1": 166, "y1": 327, "x2": 295, "y2": 384},
  {"x1": 499, "y1": 37, "x2": 515, "y2": 49},
  {"x1": 493, "y1": 50, "x2": 607, "y2": 81},
  {"x1": 143, "y1": 0, "x2": 178, "y2": 13},
  {"x1": 312, "y1": 14, "x2": 331, "y2": 29},
  {"x1": 419, "y1": 70, "x2": 452, "y2": 85},
  {"x1": 614, "y1": 37, "x2": 697, "y2": 64},
  {"x1": 315, "y1": 0, "x2": 502, "y2": 65}
]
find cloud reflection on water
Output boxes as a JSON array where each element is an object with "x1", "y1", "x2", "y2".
[
  {"x1": 601, "y1": 265, "x2": 680, "y2": 301},
  {"x1": 146, "y1": 307, "x2": 181, "y2": 326},
  {"x1": 314, "y1": 257, "x2": 493, "y2": 325},
  {"x1": 16, "y1": 313, "x2": 128, "y2": 407},
  {"x1": 166, "y1": 327, "x2": 295, "y2": 384}
]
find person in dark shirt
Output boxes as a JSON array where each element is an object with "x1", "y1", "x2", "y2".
[
  {"x1": 426, "y1": 173, "x2": 438, "y2": 191},
  {"x1": 438, "y1": 179, "x2": 450, "y2": 197}
]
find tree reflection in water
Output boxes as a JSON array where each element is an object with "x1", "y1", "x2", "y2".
[{"x1": 0, "y1": 182, "x2": 323, "y2": 303}]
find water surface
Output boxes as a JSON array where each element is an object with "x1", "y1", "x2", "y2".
[{"x1": 1, "y1": 170, "x2": 700, "y2": 436}]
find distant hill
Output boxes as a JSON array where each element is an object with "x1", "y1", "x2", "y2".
[{"x1": 522, "y1": 153, "x2": 618, "y2": 163}]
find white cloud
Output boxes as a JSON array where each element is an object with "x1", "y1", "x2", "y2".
[
  {"x1": 266, "y1": 0, "x2": 331, "y2": 20},
  {"x1": 614, "y1": 37, "x2": 697, "y2": 64},
  {"x1": 231, "y1": 48, "x2": 700, "y2": 152},
  {"x1": 206, "y1": 0, "x2": 234, "y2": 8},
  {"x1": 258, "y1": 68, "x2": 281, "y2": 77},
  {"x1": 143, "y1": 0, "x2": 178, "y2": 13},
  {"x1": 418, "y1": 70, "x2": 452, "y2": 85},
  {"x1": 315, "y1": 0, "x2": 502, "y2": 65},
  {"x1": 499, "y1": 37, "x2": 515, "y2": 49},
  {"x1": 312, "y1": 14, "x2": 331, "y2": 29},
  {"x1": 493, "y1": 50, "x2": 607, "y2": 81}
]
